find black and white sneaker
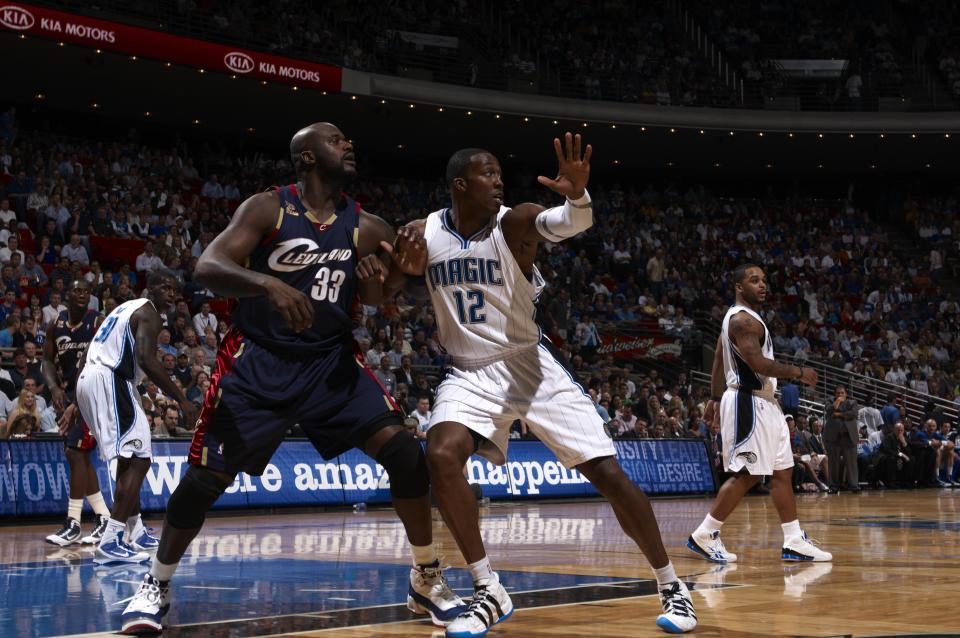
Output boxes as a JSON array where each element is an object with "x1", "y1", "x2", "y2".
[
  {"x1": 445, "y1": 574, "x2": 513, "y2": 638},
  {"x1": 655, "y1": 580, "x2": 697, "y2": 633},
  {"x1": 45, "y1": 518, "x2": 82, "y2": 546},
  {"x1": 81, "y1": 515, "x2": 109, "y2": 545}
]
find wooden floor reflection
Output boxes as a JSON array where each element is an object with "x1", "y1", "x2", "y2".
[{"x1": 6, "y1": 489, "x2": 960, "y2": 637}]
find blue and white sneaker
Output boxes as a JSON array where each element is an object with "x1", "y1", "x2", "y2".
[
  {"x1": 120, "y1": 573, "x2": 170, "y2": 635},
  {"x1": 96, "y1": 533, "x2": 150, "y2": 564},
  {"x1": 782, "y1": 531, "x2": 832, "y2": 562},
  {"x1": 686, "y1": 529, "x2": 737, "y2": 563},
  {"x1": 656, "y1": 580, "x2": 697, "y2": 634},
  {"x1": 406, "y1": 563, "x2": 467, "y2": 626},
  {"x1": 445, "y1": 573, "x2": 513, "y2": 638},
  {"x1": 130, "y1": 525, "x2": 160, "y2": 552}
]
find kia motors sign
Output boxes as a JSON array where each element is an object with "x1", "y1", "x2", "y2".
[
  {"x1": 0, "y1": 5, "x2": 34, "y2": 29},
  {"x1": 0, "y1": 2, "x2": 341, "y2": 91},
  {"x1": 224, "y1": 51, "x2": 255, "y2": 74}
]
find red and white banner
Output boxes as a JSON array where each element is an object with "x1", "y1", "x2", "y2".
[
  {"x1": 596, "y1": 334, "x2": 682, "y2": 360},
  {"x1": 0, "y1": 3, "x2": 341, "y2": 91}
]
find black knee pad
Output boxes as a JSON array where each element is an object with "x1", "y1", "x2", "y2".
[
  {"x1": 376, "y1": 431, "x2": 430, "y2": 499},
  {"x1": 166, "y1": 466, "x2": 230, "y2": 530}
]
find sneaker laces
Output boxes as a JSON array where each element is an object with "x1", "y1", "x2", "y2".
[
  {"x1": 136, "y1": 577, "x2": 163, "y2": 605},
  {"x1": 801, "y1": 532, "x2": 823, "y2": 547},
  {"x1": 463, "y1": 585, "x2": 504, "y2": 628},
  {"x1": 660, "y1": 582, "x2": 695, "y2": 618},
  {"x1": 421, "y1": 567, "x2": 459, "y2": 603}
]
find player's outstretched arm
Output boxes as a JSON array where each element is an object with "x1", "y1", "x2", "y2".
[
  {"x1": 729, "y1": 313, "x2": 817, "y2": 386},
  {"x1": 132, "y1": 306, "x2": 198, "y2": 427},
  {"x1": 356, "y1": 213, "x2": 428, "y2": 303},
  {"x1": 194, "y1": 192, "x2": 313, "y2": 333},
  {"x1": 502, "y1": 132, "x2": 594, "y2": 244}
]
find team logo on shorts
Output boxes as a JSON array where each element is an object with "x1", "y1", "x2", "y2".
[
  {"x1": 123, "y1": 439, "x2": 143, "y2": 450},
  {"x1": 736, "y1": 451, "x2": 757, "y2": 464}
]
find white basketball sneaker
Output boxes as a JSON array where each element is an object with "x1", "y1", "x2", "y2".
[
  {"x1": 782, "y1": 531, "x2": 832, "y2": 562},
  {"x1": 407, "y1": 562, "x2": 467, "y2": 626},
  {"x1": 687, "y1": 529, "x2": 738, "y2": 563},
  {"x1": 445, "y1": 573, "x2": 513, "y2": 638},
  {"x1": 120, "y1": 573, "x2": 171, "y2": 635},
  {"x1": 656, "y1": 580, "x2": 697, "y2": 634}
]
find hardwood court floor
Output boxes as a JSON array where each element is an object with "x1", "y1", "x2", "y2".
[{"x1": 4, "y1": 490, "x2": 960, "y2": 637}]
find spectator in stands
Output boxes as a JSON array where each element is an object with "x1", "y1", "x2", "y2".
[
  {"x1": 59, "y1": 233, "x2": 89, "y2": 265},
  {"x1": 0, "y1": 291, "x2": 17, "y2": 323},
  {"x1": 374, "y1": 358, "x2": 397, "y2": 396},
  {"x1": 187, "y1": 371, "x2": 211, "y2": 405},
  {"x1": 408, "y1": 396, "x2": 431, "y2": 439},
  {"x1": 201, "y1": 174, "x2": 225, "y2": 199},
  {"x1": 3, "y1": 389, "x2": 39, "y2": 439},
  {"x1": 396, "y1": 355, "x2": 415, "y2": 387},
  {"x1": 191, "y1": 348, "x2": 211, "y2": 377},
  {"x1": 789, "y1": 416, "x2": 832, "y2": 493},
  {"x1": 161, "y1": 405, "x2": 192, "y2": 436},
  {"x1": 908, "y1": 418, "x2": 941, "y2": 487},
  {"x1": 173, "y1": 352, "x2": 193, "y2": 387},
  {"x1": 0, "y1": 199, "x2": 16, "y2": 226},
  {"x1": 35, "y1": 235, "x2": 56, "y2": 265},
  {"x1": 48, "y1": 257, "x2": 72, "y2": 286},
  {"x1": 191, "y1": 302, "x2": 218, "y2": 337},
  {"x1": 365, "y1": 339, "x2": 385, "y2": 366},
  {"x1": 9, "y1": 348, "x2": 43, "y2": 392},
  {"x1": 877, "y1": 421, "x2": 914, "y2": 488},
  {"x1": 200, "y1": 331, "x2": 218, "y2": 366},
  {"x1": 0, "y1": 316, "x2": 18, "y2": 349},
  {"x1": 0, "y1": 236, "x2": 24, "y2": 266},
  {"x1": 779, "y1": 379, "x2": 800, "y2": 416},
  {"x1": 881, "y1": 393, "x2": 902, "y2": 431},
  {"x1": 135, "y1": 240, "x2": 165, "y2": 274},
  {"x1": 588, "y1": 387, "x2": 610, "y2": 423},
  {"x1": 16, "y1": 253, "x2": 47, "y2": 287}
]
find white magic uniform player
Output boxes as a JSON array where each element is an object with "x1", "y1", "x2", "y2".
[
  {"x1": 717, "y1": 303, "x2": 790, "y2": 475},
  {"x1": 410, "y1": 136, "x2": 697, "y2": 638},
  {"x1": 78, "y1": 298, "x2": 154, "y2": 463},
  {"x1": 687, "y1": 264, "x2": 831, "y2": 566},
  {"x1": 76, "y1": 275, "x2": 197, "y2": 563}
]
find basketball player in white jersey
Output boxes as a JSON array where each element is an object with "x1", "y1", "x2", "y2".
[
  {"x1": 77, "y1": 273, "x2": 198, "y2": 563},
  {"x1": 398, "y1": 134, "x2": 696, "y2": 636},
  {"x1": 687, "y1": 264, "x2": 832, "y2": 563}
]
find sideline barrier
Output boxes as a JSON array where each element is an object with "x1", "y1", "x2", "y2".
[{"x1": 0, "y1": 438, "x2": 714, "y2": 517}]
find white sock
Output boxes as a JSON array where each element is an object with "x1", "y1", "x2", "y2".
[
  {"x1": 697, "y1": 513, "x2": 723, "y2": 535},
  {"x1": 67, "y1": 498, "x2": 82, "y2": 522},
  {"x1": 410, "y1": 543, "x2": 437, "y2": 568},
  {"x1": 150, "y1": 557, "x2": 179, "y2": 583},
  {"x1": 781, "y1": 519, "x2": 802, "y2": 540},
  {"x1": 127, "y1": 514, "x2": 142, "y2": 538},
  {"x1": 653, "y1": 562, "x2": 678, "y2": 586},
  {"x1": 102, "y1": 518, "x2": 126, "y2": 544},
  {"x1": 86, "y1": 492, "x2": 111, "y2": 518},
  {"x1": 467, "y1": 556, "x2": 493, "y2": 586}
]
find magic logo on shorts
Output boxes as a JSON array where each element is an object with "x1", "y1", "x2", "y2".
[{"x1": 736, "y1": 451, "x2": 757, "y2": 464}]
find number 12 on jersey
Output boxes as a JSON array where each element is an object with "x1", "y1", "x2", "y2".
[{"x1": 453, "y1": 290, "x2": 486, "y2": 324}]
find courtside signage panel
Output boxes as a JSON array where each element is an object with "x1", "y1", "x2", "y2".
[
  {"x1": 0, "y1": 439, "x2": 714, "y2": 516},
  {"x1": 0, "y1": 3, "x2": 341, "y2": 91}
]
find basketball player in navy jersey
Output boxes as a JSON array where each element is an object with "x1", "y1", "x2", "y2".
[
  {"x1": 687, "y1": 264, "x2": 832, "y2": 564},
  {"x1": 42, "y1": 279, "x2": 113, "y2": 547},
  {"x1": 120, "y1": 122, "x2": 463, "y2": 635},
  {"x1": 399, "y1": 134, "x2": 696, "y2": 636}
]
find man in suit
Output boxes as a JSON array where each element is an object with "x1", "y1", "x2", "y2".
[
  {"x1": 801, "y1": 417, "x2": 831, "y2": 484},
  {"x1": 703, "y1": 420, "x2": 725, "y2": 489},
  {"x1": 823, "y1": 385, "x2": 860, "y2": 491}
]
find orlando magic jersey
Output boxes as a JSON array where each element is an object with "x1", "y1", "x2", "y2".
[
  {"x1": 88, "y1": 298, "x2": 152, "y2": 381},
  {"x1": 424, "y1": 207, "x2": 545, "y2": 366},
  {"x1": 51, "y1": 309, "x2": 99, "y2": 393},
  {"x1": 231, "y1": 185, "x2": 360, "y2": 353},
  {"x1": 720, "y1": 304, "x2": 777, "y2": 398}
]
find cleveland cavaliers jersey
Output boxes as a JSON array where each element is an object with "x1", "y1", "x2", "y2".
[
  {"x1": 424, "y1": 206, "x2": 545, "y2": 367},
  {"x1": 88, "y1": 298, "x2": 152, "y2": 380},
  {"x1": 720, "y1": 304, "x2": 777, "y2": 397},
  {"x1": 231, "y1": 184, "x2": 359, "y2": 353},
  {"x1": 51, "y1": 308, "x2": 99, "y2": 392}
]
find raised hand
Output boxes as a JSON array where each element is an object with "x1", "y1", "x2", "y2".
[
  {"x1": 382, "y1": 225, "x2": 427, "y2": 276},
  {"x1": 536, "y1": 132, "x2": 593, "y2": 200}
]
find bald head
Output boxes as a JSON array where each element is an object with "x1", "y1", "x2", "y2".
[{"x1": 290, "y1": 122, "x2": 355, "y2": 178}]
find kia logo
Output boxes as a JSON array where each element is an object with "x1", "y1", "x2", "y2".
[
  {"x1": 224, "y1": 51, "x2": 254, "y2": 74},
  {"x1": 0, "y1": 5, "x2": 34, "y2": 30}
]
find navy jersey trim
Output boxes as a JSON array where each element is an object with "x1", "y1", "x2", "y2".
[{"x1": 442, "y1": 208, "x2": 469, "y2": 249}]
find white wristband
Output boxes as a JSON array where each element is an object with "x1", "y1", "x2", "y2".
[{"x1": 567, "y1": 190, "x2": 592, "y2": 208}]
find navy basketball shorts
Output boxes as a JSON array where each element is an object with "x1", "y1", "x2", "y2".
[
  {"x1": 63, "y1": 393, "x2": 96, "y2": 452},
  {"x1": 189, "y1": 328, "x2": 402, "y2": 476}
]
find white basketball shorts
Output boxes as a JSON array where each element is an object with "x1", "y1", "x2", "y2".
[
  {"x1": 720, "y1": 388, "x2": 793, "y2": 475},
  {"x1": 428, "y1": 345, "x2": 615, "y2": 468},
  {"x1": 76, "y1": 364, "x2": 152, "y2": 463}
]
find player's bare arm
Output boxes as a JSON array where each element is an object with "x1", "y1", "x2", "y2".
[
  {"x1": 131, "y1": 305, "x2": 198, "y2": 426},
  {"x1": 194, "y1": 191, "x2": 313, "y2": 333},
  {"x1": 728, "y1": 313, "x2": 817, "y2": 386},
  {"x1": 41, "y1": 317, "x2": 65, "y2": 411},
  {"x1": 356, "y1": 215, "x2": 428, "y2": 300},
  {"x1": 703, "y1": 334, "x2": 726, "y2": 426}
]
